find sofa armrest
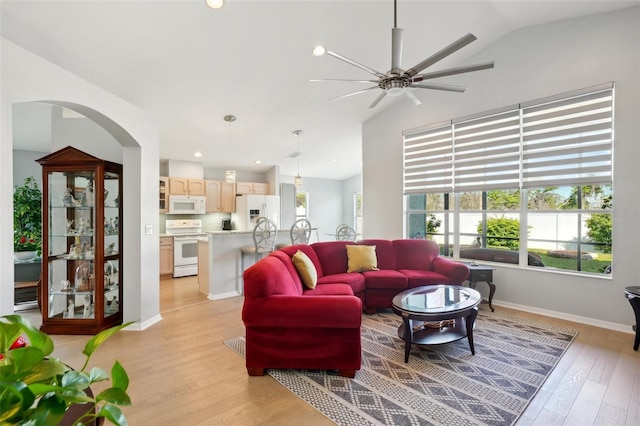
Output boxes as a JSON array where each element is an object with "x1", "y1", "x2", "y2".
[
  {"x1": 242, "y1": 295, "x2": 362, "y2": 329},
  {"x1": 432, "y1": 256, "x2": 470, "y2": 284}
]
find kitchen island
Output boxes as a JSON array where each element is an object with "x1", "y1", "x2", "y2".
[{"x1": 198, "y1": 230, "x2": 291, "y2": 299}]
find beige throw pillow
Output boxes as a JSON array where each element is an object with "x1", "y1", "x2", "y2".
[
  {"x1": 292, "y1": 250, "x2": 317, "y2": 289},
  {"x1": 346, "y1": 245, "x2": 379, "y2": 273}
]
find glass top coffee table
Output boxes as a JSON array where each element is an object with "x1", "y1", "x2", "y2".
[{"x1": 392, "y1": 285, "x2": 482, "y2": 363}]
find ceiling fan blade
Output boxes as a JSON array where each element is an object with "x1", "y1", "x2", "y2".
[
  {"x1": 325, "y1": 50, "x2": 386, "y2": 79},
  {"x1": 412, "y1": 82, "x2": 467, "y2": 93},
  {"x1": 413, "y1": 61, "x2": 495, "y2": 82},
  {"x1": 310, "y1": 78, "x2": 378, "y2": 84},
  {"x1": 328, "y1": 86, "x2": 379, "y2": 101},
  {"x1": 391, "y1": 28, "x2": 404, "y2": 74},
  {"x1": 403, "y1": 33, "x2": 477, "y2": 78},
  {"x1": 369, "y1": 91, "x2": 387, "y2": 109},
  {"x1": 404, "y1": 90, "x2": 422, "y2": 106}
]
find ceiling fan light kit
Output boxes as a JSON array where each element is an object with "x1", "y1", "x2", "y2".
[{"x1": 312, "y1": 0, "x2": 494, "y2": 108}]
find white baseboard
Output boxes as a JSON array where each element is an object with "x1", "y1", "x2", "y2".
[
  {"x1": 124, "y1": 314, "x2": 163, "y2": 331},
  {"x1": 209, "y1": 291, "x2": 241, "y2": 300},
  {"x1": 494, "y1": 299, "x2": 634, "y2": 334}
]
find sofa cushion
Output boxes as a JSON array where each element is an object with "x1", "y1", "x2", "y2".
[
  {"x1": 317, "y1": 273, "x2": 367, "y2": 294},
  {"x1": 362, "y1": 270, "x2": 408, "y2": 290},
  {"x1": 303, "y1": 283, "x2": 354, "y2": 296},
  {"x1": 292, "y1": 250, "x2": 318, "y2": 289},
  {"x1": 279, "y1": 244, "x2": 325, "y2": 276},
  {"x1": 358, "y1": 239, "x2": 396, "y2": 270},
  {"x1": 399, "y1": 269, "x2": 450, "y2": 287},
  {"x1": 311, "y1": 241, "x2": 354, "y2": 276},
  {"x1": 393, "y1": 239, "x2": 439, "y2": 270},
  {"x1": 346, "y1": 245, "x2": 379, "y2": 273}
]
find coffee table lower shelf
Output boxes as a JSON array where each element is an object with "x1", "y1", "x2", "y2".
[
  {"x1": 399, "y1": 319, "x2": 470, "y2": 345},
  {"x1": 398, "y1": 315, "x2": 477, "y2": 363}
]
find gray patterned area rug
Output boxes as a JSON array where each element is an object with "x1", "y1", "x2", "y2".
[{"x1": 224, "y1": 310, "x2": 577, "y2": 426}]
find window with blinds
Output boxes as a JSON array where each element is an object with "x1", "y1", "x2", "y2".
[{"x1": 403, "y1": 83, "x2": 613, "y2": 194}]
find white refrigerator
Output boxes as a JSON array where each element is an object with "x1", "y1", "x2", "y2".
[{"x1": 232, "y1": 194, "x2": 281, "y2": 231}]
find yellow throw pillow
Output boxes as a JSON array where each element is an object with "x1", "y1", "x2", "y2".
[
  {"x1": 292, "y1": 250, "x2": 317, "y2": 289},
  {"x1": 346, "y1": 245, "x2": 379, "y2": 273}
]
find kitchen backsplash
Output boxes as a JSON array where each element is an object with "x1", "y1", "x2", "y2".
[{"x1": 159, "y1": 212, "x2": 231, "y2": 234}]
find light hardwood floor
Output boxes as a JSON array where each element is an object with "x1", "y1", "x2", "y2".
[{"x1": 15, "y1": 278, "x2": 640, "y2": 426}]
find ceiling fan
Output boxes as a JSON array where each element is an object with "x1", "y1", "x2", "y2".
[{"x1": 311, "y1": 0, "x2": 495, "y2": 108}]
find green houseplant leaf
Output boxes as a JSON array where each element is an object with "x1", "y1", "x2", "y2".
[{"x1": 0, "y1": 316, "x2": 134, "y2": 425}]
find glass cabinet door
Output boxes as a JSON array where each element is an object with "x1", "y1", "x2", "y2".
[
  {"x1": 47, "y1": 171, "x2": 97, "y2": 320},
  {"x1": 104, "y1": 171, "x2": 120, "y2": 318}
]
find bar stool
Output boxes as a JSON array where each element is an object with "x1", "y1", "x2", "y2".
[
  {"x1": 277, "y1": 218, "x2": 313, "y2": 248},
  {"x1": 240, "y1": 218, "x2": 278, "y2": 273},
  {"x1": 335, "y1": 224, "x2": 356, "y2": 241}
]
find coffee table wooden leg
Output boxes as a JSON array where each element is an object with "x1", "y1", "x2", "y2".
[
  {"x1": 402, "y1": 315, "x2": 411, "y2": 363},
  {"x1": 465, "y1": 307, "x2": 479, "y2": 355},
  {"x1": 487, "y1": 281, "x2": 496, "y2": 312}
]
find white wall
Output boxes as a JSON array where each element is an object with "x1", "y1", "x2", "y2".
[
  {"x1": 362, "y1": 7, "x2": 640, "y2": 328},
  {"x1": 1, "y1": 38, "x2": 162, "y2": 330},
  {"x1": 342, "y1": 173, "x2": 362, "y2": 231},
  {"x1": 13, "y1": 149, "x2": 46, "y2": 187}
]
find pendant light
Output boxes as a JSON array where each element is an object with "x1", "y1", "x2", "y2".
[
  {"x1": 293, "y1": 130, "x2": 303, "y2": 188},
  {"x1": 224, "y1": 115, "x2": 236, "y2": 183}
]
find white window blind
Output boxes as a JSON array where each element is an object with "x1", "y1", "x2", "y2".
[
  {"x1": 453, "y1": 109, "x2": 521, "y2": 191},
  {"x1": 403, "y1": 84, "x2": 613, "y2": 194},
  {"x1": 404, "y1": 126, "x2": 453, "y2": 194},
  {"x1": 521, "y1": 87, "x2": 613, "y2": 188}
]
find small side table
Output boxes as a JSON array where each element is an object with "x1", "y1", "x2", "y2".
[
  {"x1": 624, "y1": 286, "x2": 640, "y2": 351},
  {"x1": 465, "y1": 264, "x2": 496, "y2": 312}
]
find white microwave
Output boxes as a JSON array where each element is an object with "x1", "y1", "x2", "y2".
[{"x1": 168, "y1": 195, "x2": 206, "y2": 214}]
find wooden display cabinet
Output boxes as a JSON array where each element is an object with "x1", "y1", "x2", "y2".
[{"x1": 37, "y1": 146, "x2": 123, "y2": 334}]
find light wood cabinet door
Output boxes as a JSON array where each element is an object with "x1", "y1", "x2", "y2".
[
  {"x1": 206, "y1": 180, "x2": 236, "y2": 213},
  {"x1": 188, "y1": 179, "x2": 205, "y2": 196},
  {"x1": 169, "y1": 177, "x2": 205, "y2": 195},
  {"x1": 205, "y1": 180, "x2": 221, "y2": 213},
  {"x1": 236, "y1": 181, "x2": 269, "y2": 195},
  {"x1": 235, "y1": 182, "x2": 253, "y2": 194},
  {"x1": 159, "y1": 237, "x2": 173, "y2": 275},
  {"x1": 169, "y1": 177, "x2": 188, "y2": 195},
  {"x1": 252, "y1": 182, "x2": 269, "y2": 195},
  {"x1": 220, "y1": 182, "x2": 236, "y2": 212}
]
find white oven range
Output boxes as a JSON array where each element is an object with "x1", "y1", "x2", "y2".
[{"x1": 165, "y1": 219, "x2": 205, "y2": 278}]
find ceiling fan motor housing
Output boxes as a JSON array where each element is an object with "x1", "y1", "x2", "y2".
[{"x1": 380, "y1": 77, "x2": 410, "y2": 96}]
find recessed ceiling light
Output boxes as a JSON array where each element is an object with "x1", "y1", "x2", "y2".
[
  {"x1": 254, "y1": 160, "x2": 262, "y2": 164},
  {"x1": 312, "y1": 46, "x2": 326, "y2": 56},
  {"x1": 194, "y1": 152, "x2": 203, "y2": 158},
  {"x1": 205, "y1": 0, "x2": 224, "y2": 9},
  {"x1": 331, "y1": 158, "x2": 338, "y2": 163}
]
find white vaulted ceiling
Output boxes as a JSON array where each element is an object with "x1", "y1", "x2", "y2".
[{"x1": 3, "y1": 0, "x2": 637, "y2": 180}]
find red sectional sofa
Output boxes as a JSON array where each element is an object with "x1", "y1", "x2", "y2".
[{"x1": 241, "y1": 239, "x2": 470, "y2": 378}]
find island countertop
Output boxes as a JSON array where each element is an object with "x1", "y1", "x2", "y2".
[{"x1": 198, "y1": 230, "x2": 291, "y2": 299}]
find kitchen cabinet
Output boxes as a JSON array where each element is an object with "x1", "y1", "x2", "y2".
[
  {"x1": 169, "y1": 177, "x2": 205, "y2": 196},
  {"x1": 37, "y1": 146, "x2": 123, "y2": 335},
  {"x1": 236, "y1": 181, "x2": 269, "y2": 195},
  {"x1": 160, "y1": 236, "x2": 173, "y2": 276},
  {"x1": 159, "y1": 176, "x2": 169, "y2": 213},
  {"x1": 206, "y1": 180, "x2": 236, "y2": 213}
]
